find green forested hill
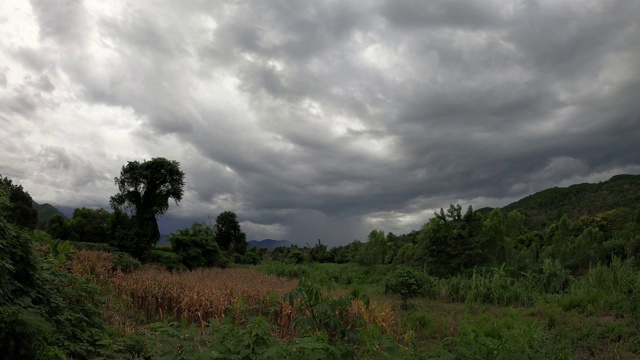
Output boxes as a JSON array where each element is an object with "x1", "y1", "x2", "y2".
[
  {"x1": 33, "y1": 201, "x2": 65, "y2": 228},
  {"x1": 33, "y1": 202, "x2": 65, "y2": 220},
  {"x1": 499, "y1": 174, "x2": 640, "y2": 230}
]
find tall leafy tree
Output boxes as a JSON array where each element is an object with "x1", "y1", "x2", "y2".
[
  {"x1": 68, "y1": 207, "x2": 111, "y2": 243},
  {"x1": 0, "y1": 176, "x2": 38, "y2": 230},
  {"x1": 505, "y1": 210, "x2": 526, "y2": 239},
  {"x1": 308, "y1": 239, "x2": 331, "y2": 263},
  {"x1": 46, "y1": 214, "x2": 69, "y2": 240},
  {"x1": 417, "y1": 205, "x2": 485, "y2": 276},
  {"x1": 542, "y1": 215, "x2": 574, "y2": 264},
  {"x1": 110, "y1": 158, "x2": 185, "y2": 257},
  {"x1": 213, "y1": 211, "x2": 247, "y2": 255},
  {"x1": 357, "y1": 230, "x2": 388, "y2": 266},
  {"x1": 481, "y1": 208, "x2": 507, "y2": 266}
]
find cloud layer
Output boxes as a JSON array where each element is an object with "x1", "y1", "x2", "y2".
[{"x1": 1, "y1": 0, "x2": 639, "y2": 245}]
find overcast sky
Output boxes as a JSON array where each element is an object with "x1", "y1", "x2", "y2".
[{"x1": 1, "y1": 0, "x2": 639, "y2": 245}]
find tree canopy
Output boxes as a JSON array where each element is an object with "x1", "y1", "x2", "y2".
[
  {"x1": 169, "y1": 222, "x2": 226, "y2": 269},
  {"x1": 110, "y1": 158, "x2": 185, "y2": 257},
  {"x1": 68, "y1": 207, "x2": 111, "y2": 243},
  {"x1": 0, "y1": 175, "x2": 38, "y2": 230},
  {"x1": 213, "y1": 211, "x2": 247, "y2": 255},
  {"x1": 417, "y1": 204, "x2": 485, "y2": 276}
]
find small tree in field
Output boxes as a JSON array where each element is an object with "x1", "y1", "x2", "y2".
[{"x1": 383, "y1": 268, "x2": 429, "y2": 309}]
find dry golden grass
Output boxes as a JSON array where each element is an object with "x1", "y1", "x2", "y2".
[
  {"x1": 358, "y1": 301, "x2": 394, "y2": 334},
  {"x1": 109, "y1": 266, "x2": 299, "y2": 326}
]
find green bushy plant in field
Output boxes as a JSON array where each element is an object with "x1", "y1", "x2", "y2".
[
  {"x1": 559, "y1": 256, "x2": 640, "y2": 317},
  {"x1": 538, "y1": 258, "x2": 573, "y2": 294},
  {"x1": 463, "y1": 267, "x2": 536, "y2": 307},
  {"x1": 169, "y1": 222, "x2": 227, "y2": 269},
  {"x1": 149, "y1": 249, "x2": 186, "y2": 270},
  {"x1": 283, "y1": 278, "x2": 368, "y2": 339},
  {"x1": 438, "y1": 317, "x2": 566, "y2": 360},
  {"x1": 383, "y1": 267, "x2": 431, "y2": 309},
  {"x1": 425, "y1": 269, "x2": 536, "y2": 307},
  {"x1": 110, "y1": 317, "x2": 352, "y2": 360},
  {"x1": 112, "y1": 251, "x2": 142, "y2": 273},
  {"x1": 233, "y1": 247, "x2": 263, "y2": 265},
  {"x1": 282, "y1": 278, "x2": 398, "y2": 358}
]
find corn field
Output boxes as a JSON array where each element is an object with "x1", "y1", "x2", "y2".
[{"x1": 70, "y1": 250, "x2": 393, "y2": 338}]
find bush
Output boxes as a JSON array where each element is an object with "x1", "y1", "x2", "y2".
[
  {"x1": 463, "y1": 267, "x2": 535, "y2": 306},
  {"x1": 383, "y1": 268, "x2": 430, "y2": 309},
  {"x1": 539, "y1": 258, "x2": 573, "y2": 294},
  {"x1": 169, "y1": 223, "x2": 226, "y2": 269},
  {"x1": 149, "y1": 249, "x2": 186, "y2": 271},
  {"x1": 440, "y1": 316, "x2": 563, "y2": 359},
  {"x1": 112, "y1": 252, "x2": 142, "y2": 273},
  {"x1": 233, "y1": 251, "x2": 262, "y2": 265},
  {"x1": 285, "y1": 249, "x2": 305, "y2": 264}
]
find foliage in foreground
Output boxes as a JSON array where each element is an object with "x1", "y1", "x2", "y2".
[{"x1": 0, "y1": 193, "x2": 107, "y2": 359}]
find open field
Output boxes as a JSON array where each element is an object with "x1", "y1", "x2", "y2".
[
  {"x1": 68, "y1": 250, "x2": 396, "y2": 358},
  {"x1": 65, "y1": 251, "x2": 640, "y2": 359}
]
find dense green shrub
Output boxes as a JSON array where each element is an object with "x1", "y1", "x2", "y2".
[
  {"x1": 463, "y1": 267, "x2": 535, "y2": 306},
  {"x1": 112, "y1": 251, "x2": 142, "y2": 273},
  {"x1": 0, "y1": 194, "x2": 108, "y2": 359},
  {"x1": 233, "y1": 248, "x2": 262, "y2": 265},
  {"x1": 538, "y1": 258, "x2": 573, "y2": 294},
  {"x1": 438, "y1": 315, "x2": 565, "y2": 359},
  {"x1": 169, "y1": 222, "x2": 227, "y2": 269},
  {"x1": 149, "y1": 249, "x2": 186, "y2": 270},
  {"x1": 383, "y1": 267, "x2": 431, "y2": 309},
  {"x1": 285, "y1": 249, "x2": 305, "y2": 264}
]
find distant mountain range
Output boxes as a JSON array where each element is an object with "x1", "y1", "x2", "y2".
[{"x1": 248, "y1": 239, "x2": 293, "y2": 251}]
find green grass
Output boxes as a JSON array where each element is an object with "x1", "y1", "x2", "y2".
[{"x1": 246, "y1": 260, "x2": 640, "y2": 359}]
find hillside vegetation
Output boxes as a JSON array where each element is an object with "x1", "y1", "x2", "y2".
[
  {"x1": 32, "y1": 202, "x2": 65, "y2": 229},
  {"x1": 496, "y1": 174, "x2": 640, "y2": 230}
]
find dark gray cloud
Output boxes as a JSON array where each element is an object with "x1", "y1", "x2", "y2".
[
  {"x1": 380, "y1": 0, "x2": 507, "y2": 30},
  {"x1": 1, "y1": 0, "x2": 639, "y2": 245}
]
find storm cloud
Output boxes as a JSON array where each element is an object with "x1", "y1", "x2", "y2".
[{"x1": 1, "y1": 0, "x2": 639, "y2": 246}]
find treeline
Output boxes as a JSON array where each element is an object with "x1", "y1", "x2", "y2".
[
  {"x1": 5, "y1": 167, "x2": 640, "y2": 277},
  {"x1": 1, "y1": 158, "x2": 257, "y2": 271},
  {"x1": 270, "y1": 204, "x2": 640, "y2": 278}
]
